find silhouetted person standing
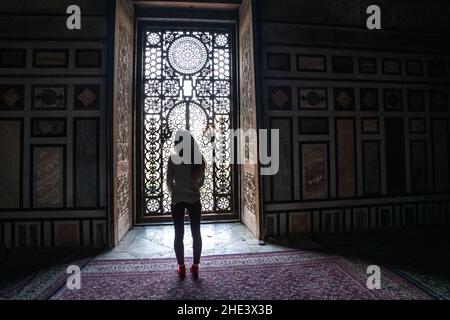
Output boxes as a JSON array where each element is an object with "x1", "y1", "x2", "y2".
[{"x1": 167, "y1": 130, "x2": 206, "y2": 279}]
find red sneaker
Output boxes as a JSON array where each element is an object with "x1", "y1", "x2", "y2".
[
  {"x1": 178, "y1": 265, "x2": 186, "y2": 279},
  {"x1": 190, "y1": 264, "x2": 199, "y2": 279}
]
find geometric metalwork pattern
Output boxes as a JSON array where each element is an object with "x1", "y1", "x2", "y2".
[{"x1": 143, "y1": 28, "x2": 233, "y2": 215}]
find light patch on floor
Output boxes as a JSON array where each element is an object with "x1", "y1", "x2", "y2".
[{"x1": 96, "y1": 223, "x2": 290, "y2": 260}]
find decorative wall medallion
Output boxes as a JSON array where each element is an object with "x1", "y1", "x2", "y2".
[
  {"x1": 74, "y1": 85, "x2": 100, "y2": 110},
  {"x1": 382, "y1": 59, "x2": 401, "y2": 75},
  {"x1": 267, "y1": 53, "x2": 291, "y2": 71},
  {"x1": 33, "y1": 86, "x2": 66, "y2": 110},
  {"x1": 269, "y1": 86, "x2": 291, "y2": 110},
  {"x1": 430, "y1": 90, "x2": 448, "y2": 112},
  {"x1": 360, "y1": 88, "x2": 378, "y2": 111},
  {"x1": 384, "y1": 89, "x2": 403, "y2": 111},
  {"x1": 297, "y1": 55, "x2": 326, "y2": 72},
  {"x1": 299, "y1": 118, "x2": 329, "y2": 135},
  {"x1": 31, "y1": 118, "x2": 66, "y2": 137},
  {"x1": 33, "y1": 49, "x2": 68, "y2": 68},
  {"x1": 332, "y1": 56, "x2": 353, "y2": 73},
  {"x1": 0, "y1": 85, "x2": 24, "y2": 110},
  {"x1": 358, "y1": 57, "x2": 377, "y2": 74},
  {"x1": 407, "y1": 90, "x2": 425, "y2": 111},
  {"x1": 406, "y1": 60, "x2": 423, "y2": 76},
  {"x1": 334, "y1": 88, "x2": 355, "y2": 110},
  {"x1": 168, "y1": 36, "x2": 208, "y2": 75},
  {"x1": 362, "y1": 118, "x2": 379, "y2": 134},
  {"x1": 299, "y1": 88, "x2": 327, "y2": 110},
  {"x1": 0, "y1": 49, "x2": 26, "y2": 68}
]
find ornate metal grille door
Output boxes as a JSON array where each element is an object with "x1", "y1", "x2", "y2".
[{"x1": 141, "y1": 26, "x2": 235, "y2": 217}]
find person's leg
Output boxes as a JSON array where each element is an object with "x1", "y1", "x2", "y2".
[
  {"x1": 171, "y1": 202, "x2": 186, "y2": 266},
  {"x1": 187, "y1": 200, "x2": 202, "y2": 265}
]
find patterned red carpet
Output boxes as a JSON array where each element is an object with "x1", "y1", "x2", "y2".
[{"x1": 49, "y1": 251, "x2": 431, "y2": 300}]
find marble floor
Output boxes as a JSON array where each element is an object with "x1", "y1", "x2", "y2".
[{"x1": 96, "y1": 222, "x2": 290, "y2": 260}]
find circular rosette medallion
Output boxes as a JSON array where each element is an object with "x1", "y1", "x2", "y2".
[{"x1": 168, "y1": 36, "x2": 208, "y2": 75}]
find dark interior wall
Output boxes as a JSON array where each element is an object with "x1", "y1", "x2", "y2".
[
  {"x1": 0, "y1": 0, "x2": 112, "y2": 248},
  {"x1": 259, "y1": 0, "x2": 450, "y2": 237}
]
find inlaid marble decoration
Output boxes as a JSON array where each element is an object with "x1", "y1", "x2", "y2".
[
  {"x1": 74, "y1": 119, "x2": 99, "y2": 207},
  {"x1": 336, "y1": 119, "x2": 356, "y2": 197},
  {"x1": 302, "y1": 143, "x2": 327, "y2": 199},
  {"x1": 334, "y1": 88, "x2": 355, "y2": 110},
  {"x1": 297, "y1": 55, "x2": 326, "y2": 72},
  {"x1": 32, "y1": 146, "x2": 64, "y2": 208},
  {"x1": 384, "y1": 89, "x2": 403, "y2": 111},
  {"x1": 382, "y1": 59, "x2": 401, "y2": 75},
  {"x1": 267, "y1": 53, "x2": 291, "y2": 71},
  {"x1": 31, "y1": 118, "x2": 66, "y2": 137},
  {"x1": 33, "y1": 49, "x2": 68, "y2": 68},
  {"x1": 74, "y1": 85, "x2": 100, "y2": 110},
  {"x1": 33, "y1": 86, "x2": 66, "y2": 110},
  {"x1": 290, "y1": 212, "x2": 311, "y2": 235},
  {"x1": 363, "y1": 141, "x2": 380, "y2": 195},
  {"x1": 270, "y1": 118, "x2": 292, "y2": 201},
  {"x1": 0, "y1": 120, "x2": 22, "y2": 208},
  {"x1": 360, "y1": 88, "x2": 378, "y2": 111},
  {"x1": 358, "y1": 57, "x2": 377, "y2": 74},
  {"x1": 406, "y1": 60, "x2": 423, "y2": 76},
  {"x1": 299, "y1": 117, "x2": 329, "y2": 135},
  {"x1": 55, "y1": 222, "x2": 78, "y2": 247},
  {"x1": 332, "y1": 56, "x2": 353, "y2": 73},
  {"x1": 0, "y1": 85, "x2": 24, "y2": 110},
  {"x1": 362, "y1": 118, "x2": 379, "y2": 134},
  {"x1": 299, "y1": 88, "x2": 327, "y2": 110},
  {"x1": 0, "y1": 48, "x2": 26, "y2": 68},
  {"x1": 430, "y1": 90, "x2": 448, "y2": 112},
  {"x1": 407, "y1": 90, "x2": 425, "y2": 111},
  {"x1": 268, "y1": 86, "x2": 292, "y2": 110},
  {"x1": 76, "y1": 49, "x2": 102, "y2": 68}
]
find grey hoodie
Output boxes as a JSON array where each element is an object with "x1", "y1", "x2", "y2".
[{"x1": 166, "y1": 155, "x2": 205, "y2": 205}]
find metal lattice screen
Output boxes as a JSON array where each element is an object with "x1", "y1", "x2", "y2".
[{"x1": 142, "y1": 27, "x2": 234, "y2": 215}]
